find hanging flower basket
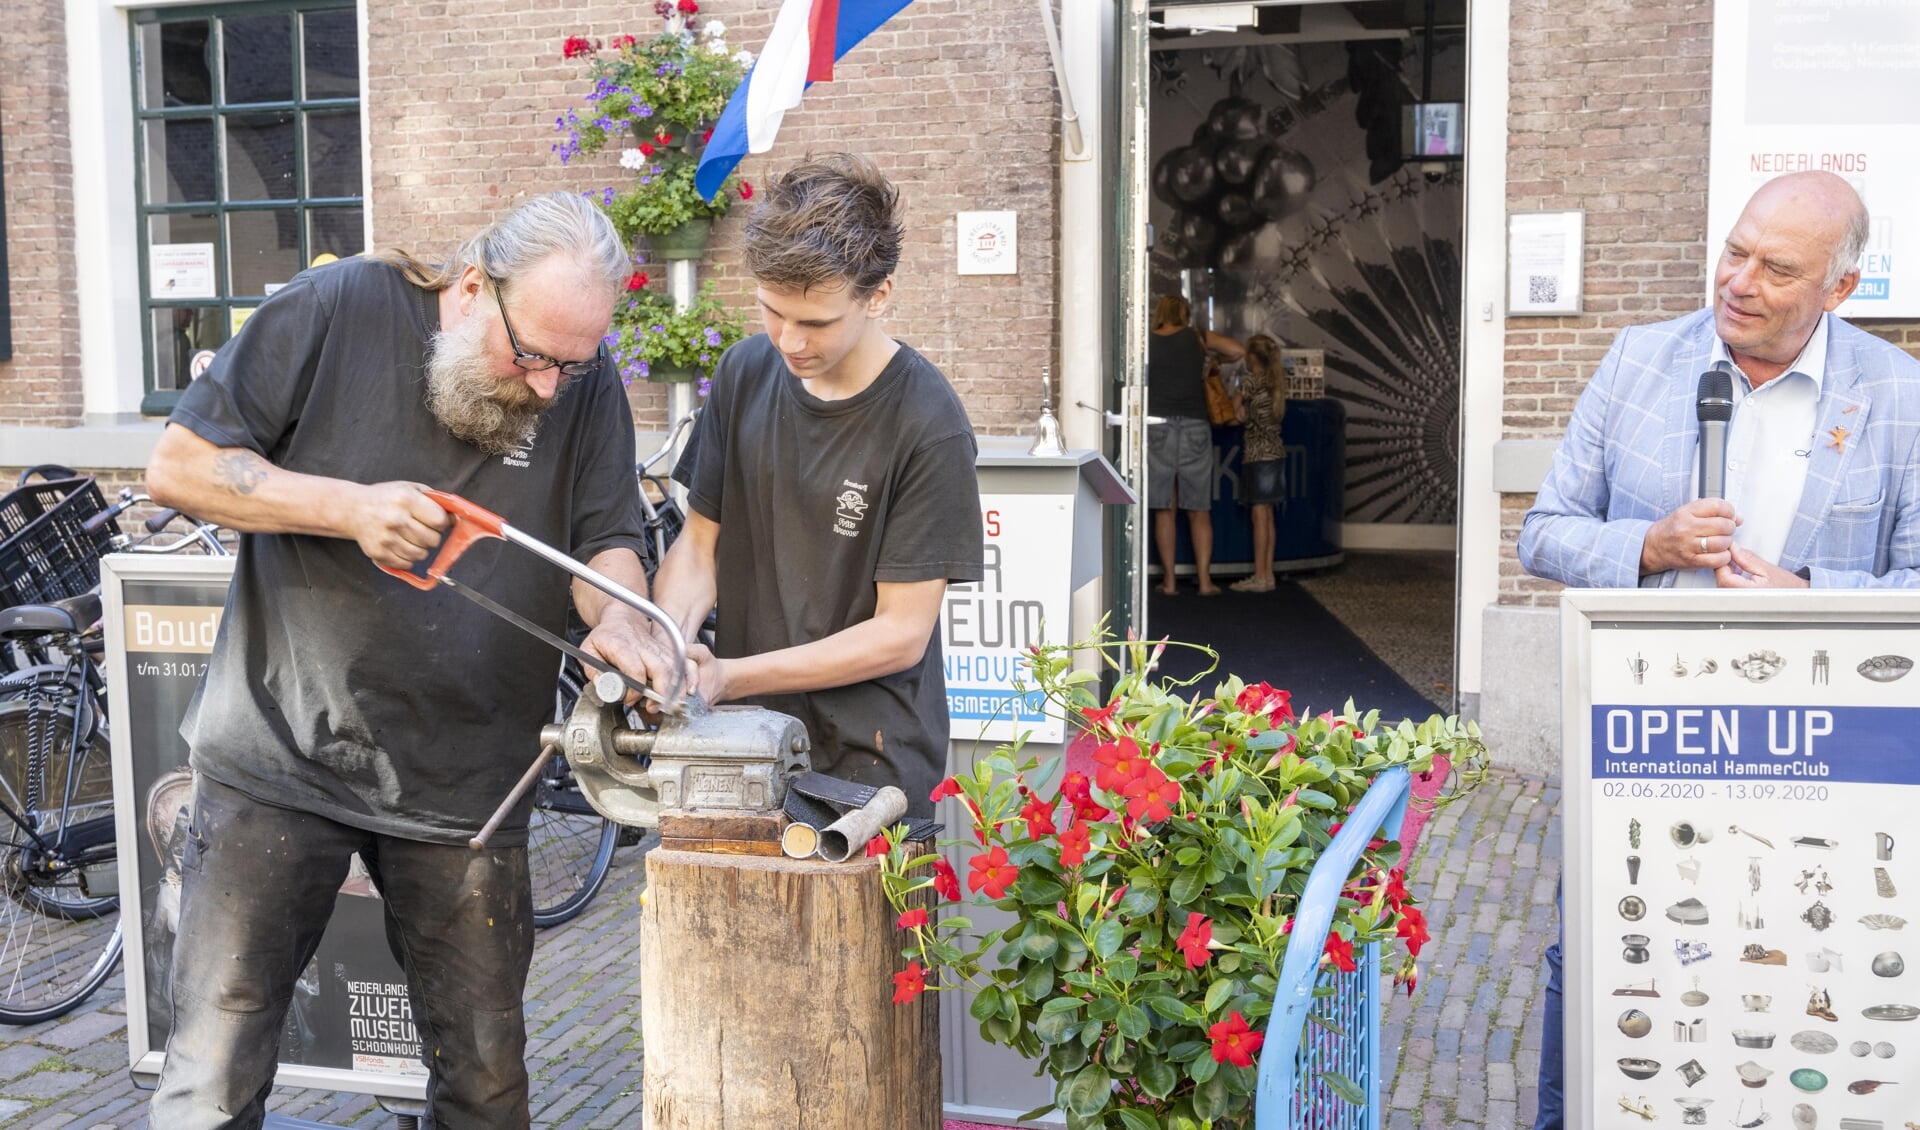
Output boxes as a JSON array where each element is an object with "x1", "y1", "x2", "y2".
[
  {"x1": 646, "y1": 363, "x2": 702, "y2": 384},
  {"x1": 647, "y1": 218, "x2": 712, "y2": 261}
]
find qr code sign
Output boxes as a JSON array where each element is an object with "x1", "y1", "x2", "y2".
[{"x1": 1527, "y1": 275, "x2": 1558, "y2": 305}]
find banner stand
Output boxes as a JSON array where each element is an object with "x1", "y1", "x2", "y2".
[{"x1": 1561, "y1": 590, "x2": 1920, "y2": 1129}]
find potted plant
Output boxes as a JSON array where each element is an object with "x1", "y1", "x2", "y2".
[
  {"x1": 605, "y1": 279, "x2": 748, "y2": 390},
  {"x1": 875, "y1": 635, "x2": 1489, "y2": 1129},
  {"x1": 552, "y1": 3, "x2": 753, "y2": 256}
]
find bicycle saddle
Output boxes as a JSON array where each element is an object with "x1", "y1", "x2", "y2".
[{"x1": 0, "y1": 592, "x2": 103, "y2": 639}]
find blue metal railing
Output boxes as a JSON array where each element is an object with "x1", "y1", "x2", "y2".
[{"x1": 1254, "y1": 766, "x2": 1412, "y2": 1130}]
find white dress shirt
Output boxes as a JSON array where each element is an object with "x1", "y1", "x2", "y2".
[{"x1": 1673, "y1": 313, "x2": 1828, "y2": 587}]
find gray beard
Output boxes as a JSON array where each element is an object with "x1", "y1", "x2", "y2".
[{"x1": 423, "y1": 315, "x2": 563, "y2": 456}]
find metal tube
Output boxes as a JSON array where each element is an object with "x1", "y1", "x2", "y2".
[
  {"x1": 1037, "y1": 0, "x2": 1088, "y2": 160},
  {"x1": 815, "y1": 787, "x2": 909, "y2": 863},
  {"x1": 470, "y1": 743, "x2": 560, "y2": 850}
]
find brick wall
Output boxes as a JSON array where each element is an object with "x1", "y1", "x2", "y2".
[
  {"x1": 365, "y1": 0, "x2": 1059, "y2": 434},
  {"x1": 1497, "y1": 0, "x2": 1920, "y2": 604},
  {"x1": 0, "y1": 0, "x2": 82, "y2": 428}
]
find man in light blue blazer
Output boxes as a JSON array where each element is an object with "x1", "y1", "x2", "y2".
[{"x1": 1520, "y1": 171, "x2": 1920, "y2": 1130}]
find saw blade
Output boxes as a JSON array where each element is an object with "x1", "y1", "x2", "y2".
[{"x1": 437, "y1": 575, "x2": 670, "y2": 712}]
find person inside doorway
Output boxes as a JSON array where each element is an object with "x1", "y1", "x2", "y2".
[
  {"x1": 1230, "y1": 332, "x2": 1287, "y2": 592},
  {"x1": 1148, "y1": 294, "x2": 1243, "y2": 595}
]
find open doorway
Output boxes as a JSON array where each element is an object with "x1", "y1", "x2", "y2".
[{"x1": 1137, "y1": 0, "x2": 1465, "y2": 717}]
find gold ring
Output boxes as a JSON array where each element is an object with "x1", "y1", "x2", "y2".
[{"x1": 1699, "y1": 536, "x2": 1710, "y2": 554}]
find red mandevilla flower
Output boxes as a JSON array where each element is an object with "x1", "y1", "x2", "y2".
[
  {"x1": 929, "y1": 777, "x2": 964, "y2": 803},
  {"x1": 966, "y1": 846, "x2": 1019, "y2": 900},
  {"x1": 1177, "y1": 914, "x2": 1212, "y2": 969},
  {"x1": 1121, "y1": 765, "x2": 1181, "y2": 824},
  {"x1": 1092, "y1": 736, "x2": 1152, "y2": 793},
  {"x1": 1397, "y1": 905, "x2": 1430, "y2": 958},
  {"x1": 1080, "y1": 698, "x2": 1120, "y2": 729},
  {"x1": 896, "y1": 907, "x2": 928, "y2": 930},
  {"x1": 1059, "y1": 771, "x2": 1109, "y2": 823},
  {"x1": 1323, "y1": 931, "x2": 1357, "y2": 973},
  {"x1": 738, "y1": 180, "x2": 755, "y2": 200},
  {"x1": 1020, "y1": 795, "x2": 1057, "y2": 838},
  {"x1": 892, "y1": 961, "x2": 925, "y2": 1003},
  {"x1": 864, "y1": 835, "x2": 890, "y2": 858},
  {"x1": 1057, "y1": 820, "x2": 1091, "y2": 867},
  {"x1": 1384, "y1": 867, "x2": 1411, "y2": 908},
  {"x1": 1234, "y1": 681, "x2": 1294, "y2": 723},
  {"x1": 931, "y1": 857, "x2": 961, "y2": 901},
  {"x1": 1208, "y1": 1010, "x2": 1264, "y2": 1067}
]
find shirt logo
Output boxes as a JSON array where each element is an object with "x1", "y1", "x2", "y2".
[
  {"x1": 833, "y1": 480, "x2": 870, "y2": 538},
  {"x1": 501, "y1": 434, "x2": 535, "y2": 469}
]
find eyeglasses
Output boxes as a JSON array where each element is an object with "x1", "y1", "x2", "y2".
[{"x1": 489, "y1": 278, "x2": 604, "y2": 379}]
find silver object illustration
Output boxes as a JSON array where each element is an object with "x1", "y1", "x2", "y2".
[
  {"x1": 1675, "y1": 1097, "x2": 1713, "y2": 1125},
  {"x1": 1673, "y1": 654, "x2": 1689, "y2": 677},
  {"x1": 1735, "y1": 1059, "x2": 1773, "y2": 1086},
  {"x1": 1678, "y1": 855, "x2": 1703, "y2": 884},
  {"x1": 1796, "y1": 868, "x2": 1833, "y2": 896},
  {"x1": 1862, "y1": 1003, "x2": 1920, "y2": 1021},
  {"x1": 1681, "y1": 977, "x2": 1710, "y2": 1006},
  {"x1": 1617, "y1": 1055, "x2": 1661, "y2": 1080},
  {"x1": 1677, "y1": 1057, "x2": 1706, "y2": 1086},
  {"x1": 1675, "y1": 938, "x2": 1712, "y2": 965},
  {"x1": 1628, "y1": 653, "x2": 1649, "y2": 684},
  {"x1": 1629, "y1": 818, "x2": 1642, "y2": 849},
  {"x1": 1623, "y1": 934, "x2": 1651, "y2": 964},
  {"x1": 1813, "y1": 649, "x2": 1829, "y2": 684},
  {"x1": 1619, "y1": 895, "x2": 1647, "y2": 921},
  {"x1": 1695, "y1": 658, "x2": 1718, "y2": 676},
  {"x1": 1672, "y1": 821, "x2": 1714, "y2": 847},
  {"x1": 1732, "y1": 825, "x2": 1775, "y2": 849},
  {"x1": 1875, "y1": 867, "x2": 1897, "y2": 899},
  {"x1": 1790, "y1": 1103, "x2": 1815, "y2": 1130},
  {"x1": 1732, "y1": 649, "x2": 1787, "y2": 682},
  {"x1": 1743, "y1": 994, "x2": 1773, "y2": 1013},
  {"x1": 1808, "y1": 985, "x2": 1837, "y2": 1023},
  {"x1": 1750, "y1": 857, "x2": 1764, "y2": 894},
  {"x1": 1731, "y1": 1028, "x2": 1772, "y2": 1048},
  {"x1": 1619, "y1": 1008, "x2": 1653, "y2": 1037},
  {"x1": 1627, "y1": 854, "x2": 1641, "y2": 884},
  {"x1": 1793, "y1": 836, "x2": 1838, "y2": 850},
  {"x1": 1861, "y1": 914, "x2": 1908, "y2": 931},
  {"x1": 1618, "y1": 1094, "x2": 1656, "y2": 1122},
  {"x1": 1857, "y1": 654, "x2": 1913, "y2": 682},
  {"x1": 1871, "y1": 951, "x2": 1904, "y2": 978},
  {"x1": 1668, "y1": 897, "x2": 1710, "y2": 925},
  {"x1": 1873, "y1": 1040, "x2": 1895, "y2": 1058},
  {"x1": 1808, "y1": 948, "x2": 1845, "y2": 973},
  {"x1": 1877, "y1": 831, "x2": 1895, "y2": 861},
  {"x1": 1803, "y1": 901, "x2": 1835, "y2": 932},
  {"x1": 1739, "y1": 902, "x2": 1766, "y2": 929},
  {"x1": 1789, "y1": 1029, "x2": 1837, "y2": 1054}
]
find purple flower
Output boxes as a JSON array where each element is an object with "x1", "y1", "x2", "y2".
[
  {"x1": 696, "y1": 376, "x2": 712, "y2": 397},
  {"x1": 698, "y1": 351, "x2": 710, "y2": 363},
  {"x1": 602, "y1": 186, "x2": 615, "y2": 206},
  {"x1": 703, "y1": 327, "x2": 722, "y2": 346},
  {"x1": 651, "y1": 324, "x2": 666, "y2": 334},
  {"x1": 639, "y1": 361, "x2": 652, "y2": 378},
  {"x1": 635, "y1": 104, "x2": 654, "y2": 118}
]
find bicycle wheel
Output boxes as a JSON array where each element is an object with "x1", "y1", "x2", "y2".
[
  {"x1": 0, "y1": 696, "x2": 123, "y2": 1023},
  {"x1": 527, "y1": 666, "x2": 617, "y2": 928}
]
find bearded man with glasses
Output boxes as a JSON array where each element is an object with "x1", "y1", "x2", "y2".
[{"x1": 143, "y1": 192, "x2": 677, "y2": 1129}]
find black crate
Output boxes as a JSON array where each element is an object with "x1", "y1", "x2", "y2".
[{"x1": 0, "y1": 478, "x2": 115, "y2": 609}]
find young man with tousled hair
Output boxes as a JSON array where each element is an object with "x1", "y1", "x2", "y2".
[
  {"x1": 651, "y1": 153, "x2": 984, "y2": 818},
  {"x1": 143, "y1": 191, "x2": 676, "y2": 1129}
]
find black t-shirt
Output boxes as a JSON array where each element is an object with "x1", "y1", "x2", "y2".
[
  {"x1": 674, "y1": 335, "x2": 983, "y2": 817},
  {"x1": 1147, "y1": 328, "x2": 1209, "y2": 420},
  {"x1": 170, "y1": 257, "x2": 647, "y2": 846}
]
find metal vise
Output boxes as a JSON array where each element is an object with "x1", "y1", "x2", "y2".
[{"x1": 544, "y1": 670, "x2": 810, "y2": 827}]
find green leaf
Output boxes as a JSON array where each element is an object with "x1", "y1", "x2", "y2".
[
  {"x1": 1187, "y1": 1052, "x2": 1219, "y2": 1085},
  {"x1": 1175, "y1": 846, "x2": 1204, "y2": 867},
  {"x1": 1103, "y1": 1033, "x2": 1138, "y2": 1075},
  {"x1": 1165, "y1": 1039, "x2": 1209, "y2": 1062},
  {"x1": 1320, "y1": 1070, "x2": 1366, "y2": 1105},
  {"x1": 1147, "y1": 995, "x2": 1191, "y2": 1024},
  {"x1": 1041, "y1": 996, "x2": 1085, "y2": 1015},
  {"x1": 1246, "y1": 729, "x2": 1292, "y2": 749},
  {"x1": 1034, "y1": 1001, "x2": 1079, "y2": 1044},
  {"x1": 1021, "y1": 931, "x2": 1061, "y2": 961},
  {"x1": 1117, "y1": 1108, "x2": 1161, "y2": 1130},
  {"x1": 1169, "y1": 868, "x2": 1205, "y2": 906},
  {"x1": 1116, "y1": 1002, "x2": 1150, "y2": 1040},
  {"x1": 1019, "y1": 876, "x2": 1068, "y2": 906},
  {"x1": 1116, "y1": 885, "x2": 1161, "y2": 919},
  {"x1": 970, "y1": 986, "x2": 1002, "y2": 1022},
  {"x1": 1137, "y1": 1053, "x2": 1179, "y2": 1100},
  {"x1": 1021, "y1": 959, "x2": 1056, "y2": 1001},
  {"x1": 1093, "y1": 915, "x2": 1126, "y2": 959},
  {"x1": 1048, "y1": 1039, "x2": 1089, "y2": 1073},
  {"x1": 1075, "y1": 884, "x2": 1102, "y2": 918},
  {"x1": 1061, "y1": 1063, "x2": 1113, "y2": 1117},
  {"x1": 1028, "y1": 755, "x2": 1067, "y2": 799},
  {"x1": 1086, "y1": 997, "x2": 1121, "y2": 1022},
  {"x1": 1191, "y1": 1072, "x2": 1228, "y2": 1120},
  {"x1": 1016, "y1": 1103, "x2": 1060, "y2": 1124},
  {"x1": 1104, "y1": 954, "x2": 1140, "y2": 986},
  {"x1": 1297, "y1": 788, "x2": 1337, "y2": 810},
  {"x1": 1204, "y1": 977, "x2": 1237, "y2": 1014}
]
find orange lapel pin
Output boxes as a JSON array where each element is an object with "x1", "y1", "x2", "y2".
[{"x1": 1828, "y1": 425, "x2": 1851, "y2": 454}]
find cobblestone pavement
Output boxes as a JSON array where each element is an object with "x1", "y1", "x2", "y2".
[{"x1": 0, "y1": 770, "x2": 1563, "y2": 1128}]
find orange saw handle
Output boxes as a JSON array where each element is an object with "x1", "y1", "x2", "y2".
[{"x1": 376, "y1": 488, "x2": 506, "y2": 590}]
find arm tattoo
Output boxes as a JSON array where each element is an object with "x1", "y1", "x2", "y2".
[{"x1": 214, "y1": 452, "x2": 270, "y2": 496}]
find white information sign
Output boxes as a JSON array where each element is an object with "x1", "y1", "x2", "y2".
[
  {"x1": 942, "y1": 494, "x2": 1071, "y2": 744},
  {"x1": 1507, "y1": 211, "x2": 1584, "y2": 316},
  {"x1": 1563, "y1": 591, "x2": 1920, "y2": 1130},
  {"x1": 149, "y1": 242, "x2": 217, "y2": 299},
  {"x1": 956, "y1": 211, "x2": 1018, "y2": 276},
  {"x1": 1709, "y1": 0, "x2": 1919, "y2": 316}
]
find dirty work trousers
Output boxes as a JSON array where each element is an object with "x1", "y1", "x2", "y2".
[{"x1": 150, "y1": 775, "x2": 535, "y2": 1130}]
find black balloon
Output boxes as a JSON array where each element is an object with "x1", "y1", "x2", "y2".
[
  {"x1": 1215, "y1": 139, "x2": 1269, "y2": 188},
  {"x1": 1165, "y1": 145, "x2": 1220, "y2": 206},
  {"x1": 1176, "y1": 210, "x2": 1219, "y2": 257},
  {"x1": 1152, "y1": 150, "x2": 1180, "y2": 208},
  {"x1": 1206, "y1": 97, "x2": 1264, "y2": 143},
  {"x1": 1215, "y1": 229, "x2": 1260, "y2": 275},
  {"x1": 1216, "y1": 192, "x2": 1257, "y2": 230},
  {"x1": 1252, "y1": 149, "x2": 1316, "y2": 220}
]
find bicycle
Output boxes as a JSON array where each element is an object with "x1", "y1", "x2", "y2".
[{"x1": 526, "y1": 411, "x2": 700, "y2": 927}]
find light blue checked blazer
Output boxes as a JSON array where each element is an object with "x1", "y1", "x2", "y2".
[{"x1": 1519, "y1": 309, "x2": 1920, "y2": 589}]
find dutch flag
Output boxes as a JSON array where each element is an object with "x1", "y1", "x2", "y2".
[{"x1": 694, "y1": 0, "x2": 915, "y2": 201}]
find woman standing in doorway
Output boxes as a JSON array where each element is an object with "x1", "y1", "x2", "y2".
[
  {"x1": 1148, "y1": 295, "x2": 1243, "y2": 595},
  {"x1": 1231, "y1": 333, "x2": 1287, "y2": 593}
]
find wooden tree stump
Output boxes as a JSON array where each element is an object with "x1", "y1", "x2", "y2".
[{"x1": 638, "y1": 847, "x2": 940, "y2": 1128}]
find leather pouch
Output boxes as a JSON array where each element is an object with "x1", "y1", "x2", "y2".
[{"x1": 783, "y1": 772, "x2": 940, "y2": 842}]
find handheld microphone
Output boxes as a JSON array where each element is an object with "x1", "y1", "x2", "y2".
[{"x1": 1696, "y1": 371, "x2": 1734, "y2": 500}]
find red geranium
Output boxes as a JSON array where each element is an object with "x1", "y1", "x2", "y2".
[
  {"x1": 1208, "y1": 1010, "x2": 1264, "y2": 1067},
  {"x1": 655, "y1": 132, "x2": 674, "y2": 145},
  {"x1": 892, "y1": 961, "x2": 925, "y2": 1003},
  {"x1": 1177, "y1": 914, "x2": 1212, "y2": 969},
  {"x1": 612, "y1": 34, "x2": 636, "y2": 49},
  {"x1": 676, "y1": 0, "x2": 700, "y2": 12},
  {"x1": 625, "y1": 271, "x2": 647, "y2": 291},
  {"x1": 896, "y1": 907, "x2": 928, "y2": 930},
  {"x1": 966, "y1": 846, "x2": 1019, "y2": 900},
  {"x1": 738, "y1": 180, "x2": 754, "y2": 200},
  {"x1": 638, "y1": 141, "x2": 655, "y2": 157},
  {"x1": 1056, "y1": 821, "x2": 1091, "y2": 867},
  {"x1": 562, "y1": 36, "x2": 596, "y2": 59},
  {"x1": 931, "y1": 857, "x2": 961, "y2": 901}
]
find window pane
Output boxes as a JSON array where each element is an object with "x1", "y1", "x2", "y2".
[
  {"x1": 222, "y1": 13, "x2": 294, "y2": 104},
  {"x1": 151, "y1": 306, "x2": 223, "y2": 392},
  {"x1": 305, "y1": 110, "x2": 361, "y2": 199},
  {"x1": 302, "y1": 10, "x2": 359, "y2": 99},
  {"x1": 225, "y1": 112, "x2": 297, "y2": 200},
  {"x1": 228, "y1": 209, "x2": 302, "y2": 295},
  {"x1": 138, "y1": 19, "x2": 212, "y2": 109},
  {"x1": 309, "y1": 207, "x2": 365, "y2": 261},
  {"x1": 143, "y1": 119, "x2": 218, "y2": 205}
]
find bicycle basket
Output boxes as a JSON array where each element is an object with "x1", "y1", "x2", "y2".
[{"x1": 0, "y1": 477, "x2": 115, "y2": 608}]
